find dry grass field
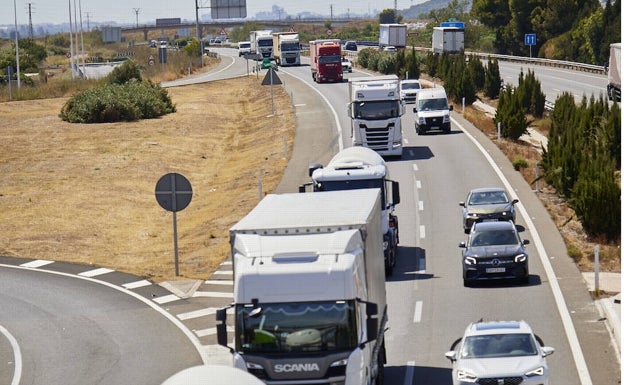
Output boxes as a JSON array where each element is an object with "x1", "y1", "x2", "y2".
[{"x1": 0, "y1": 76, "x2": 295, "y2": 282}]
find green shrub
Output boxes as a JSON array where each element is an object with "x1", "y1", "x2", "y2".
[
  {"x1": 106, "y1": 59, "x2": 142, "y2": 85},
  {"x1": 512, "y1": 157, "x2": 529, "y2": 170}
]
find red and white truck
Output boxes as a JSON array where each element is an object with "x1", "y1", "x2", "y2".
[{"x1": 309, "y1": 39, "x2": 343, "y2": 83}]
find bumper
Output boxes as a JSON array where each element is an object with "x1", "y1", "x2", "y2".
[{"x1": 463, "y1": 263, "x2": 528, "y2": 283}]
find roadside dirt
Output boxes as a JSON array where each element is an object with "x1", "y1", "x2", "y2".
[{"x1": 0, "y1": 76, "x2": 295, "y2": 282}]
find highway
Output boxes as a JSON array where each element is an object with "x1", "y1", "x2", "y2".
[{"x1": 1, "y1": 47, "x2": 618, "y2": 385}]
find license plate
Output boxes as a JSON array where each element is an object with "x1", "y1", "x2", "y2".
[
  {"x1": 486, "y1": 267, "x2": 505, "y2": 273},
  {"x1": 483, "y1": 219, "x2": 497, "y2": 222}
]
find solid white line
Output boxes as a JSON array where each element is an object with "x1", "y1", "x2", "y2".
[
  {"x1": 122, "y1": 279, "x2": 152, "y2": 289},
  {"x1": 413, "y1": 301, "x2": 423, "y2": 323},
  {"x1": 20, "y1": 260, "x2": 53, "y2": 268},
  {"x1": 419, "y1": 225, "x2": 426, "y2": 239},
  {"x1": 0, "y1": 324, "x2": 22, "y2": 385},
  {"x1": 451, "y1": 116, "x2": 593, "y2": 385},
  {"x1": 79, "y1": 268, "x2": 114, "y2": 277},
  {"x1": 404, "y1": 361, "x2": 415, "y2": 385}
]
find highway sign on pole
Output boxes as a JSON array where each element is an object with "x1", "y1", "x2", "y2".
[{"x1": 525, "y1": 33, "x2": 537, "y2": 58}]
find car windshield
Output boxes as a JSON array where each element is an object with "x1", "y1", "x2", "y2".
[
  {"x1": 235, "y1": 300, "x2": 358, "y2": 354},
  {"x1": 470, "y1": 230, "x2": 518, "y2": 246},
  {"x1": 469, "y1": 191, "x2": 509, "y2": 205},
  {"x1": 461, "y1": 334, "x2": 538, "y2": 358},
  {"x1": 417, "y1": 97, "x2": 448, "y2": 111}
]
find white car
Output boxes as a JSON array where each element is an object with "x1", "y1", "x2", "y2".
[
  {"x1": 445, "y1": 320, "x2": 554, "y2": 385},
  {"x1": 382, "y1": 46, "x2": 397, "y2": 54},
  {"x1": 399, "y1": 79, "x2": 422, "y2": 104},
  {"x1": 341, "y1": 57, "x2": 353, "y2": 72}
]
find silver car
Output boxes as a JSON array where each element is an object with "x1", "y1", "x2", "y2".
[
  {"x1": 460, "y1": 187, "x2": 518, "y2": 233},
  {"x1": 445, "y1": 320, "x2": 554, "y2": 385}
]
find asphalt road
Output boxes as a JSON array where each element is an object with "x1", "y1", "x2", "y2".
[{"x1": 1, "y1": 48, "x2": 618, "y2": 385}]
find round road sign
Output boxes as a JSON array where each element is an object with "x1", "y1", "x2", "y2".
[{"x1": 155, "y1": 173, "x2": 193, "y2": 212}]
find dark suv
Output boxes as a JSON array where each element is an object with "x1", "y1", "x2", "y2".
[{"x1": 459, "y1": 221, "x2": 529, "y2": 286}]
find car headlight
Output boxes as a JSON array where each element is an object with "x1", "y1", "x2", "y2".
[
  {"x1": 443, "y1": 114, "x2": 450, "y2": 123},
  {"x1": 466, "y1": 212, "x2": 478, "y2": 218},
  {"x1": 525, "y1": 366, "x2": 545, "y2": 377},
  {"x1": 383, "y1": 240, "x2": 389, "y2": 251},
  {"x1": 457, "y1": 370, "x2": 478, "y2": 382},
  {"x1": 418, "y1": 117, "x2": 426, "y2": 125},
  {"x1": 330, "y1": 358, "x2": 348, "y2": 367},
  {"x1": 464, "y1": 256, "x2": 477, "y2": 265},
  {"x1": 515, "y1": 254, "x2": 527, "y2": 262}
]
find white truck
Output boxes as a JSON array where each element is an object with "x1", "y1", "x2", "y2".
[
  {"x1": 348, "y1": 75, "x2": 405, "y2": 158},
  {"x1": 300, "y1": 146, "x2": 401, "y2": 275},
  {"x1": 379, "y1": 23, "x2": 407, "y2": 49},
  {"x1": 216, "y1": 189, "x2": 388, "y2": 385},
  {"x1": 272, "y1": 32, "x2": 301, "y2": 66},
  {"x1": 607, "y1": 42, "x2": 621, "y2": 101},
  {"x1": 432, "y1": 27, "x2": 465, "y2": 54},
  {"x1": 250, "y1": 30, "x2": 274, "y2": 60}
]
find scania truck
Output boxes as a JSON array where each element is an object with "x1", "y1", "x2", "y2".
[
  {"x1": 349, "y1": 75, "x2": 404, "y2": 158},
  {"x1": 272, "y1": 32, "x2": 301, "y2": 66},
  {"x1": 216, "y1": 189, "x2": 387, "y2": 385},
  {"x1": 300, "y1": 146, "x2": 400, "y2": 276}
]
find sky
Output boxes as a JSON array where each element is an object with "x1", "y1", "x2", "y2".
[{"x1": 3, "y1": 0, "x2": 424, "y2": 26}]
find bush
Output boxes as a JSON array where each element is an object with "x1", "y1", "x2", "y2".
[
  {"x1": 59, "y1": 79, "x2": 175, "y2": 123},
  {"x1": 106, "y1": 59, "x2": 142, "y2": 85},
  {"x1": 512, "y1": 157, "x2": 529, "y2": 170}
]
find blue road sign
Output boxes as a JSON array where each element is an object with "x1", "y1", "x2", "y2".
[
  {"x1": 525, "y1": 33, "x2": 537, "y2": 46},
  {"x1": 441, "y1": 21, "x2": 465, "y2": 29}
]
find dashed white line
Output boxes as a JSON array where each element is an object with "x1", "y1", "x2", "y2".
[
  {"x1": 416, "y1": 180, "x2": 421, "y2": 189},
  {"x1": 412, "y1": 164, "x2": 419, "y2": 171},
  {"x1": 79, "y1": 268, "x2": 114, "y2": 277},
  {"x1": 418, "y1": 201, "x2": 424, "y2": 211},
  {"x1": 413, "y1": 301, "x2": 423, "y2": 323},
  {"x1": 404, "y1": 361, "x2": 415, "y2": 385},
  {"x1": 419, "y1": 225, "x2": 426, "y2": 239},
  {"x1": 20, "y1": 260, "x2": 53, "y2": 268}
]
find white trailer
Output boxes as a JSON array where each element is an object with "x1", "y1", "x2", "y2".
[
  {"x1": 432, "y1": 27, "x2": 465, "y2": 54},
  {"x1": 607, "y1": 43, "x2": 621, "y2": 101},
  {"x1": 379, "y1": 23, "x2": 407, "y2": 49},
  {"x1": 348, "y1": 75, "x2": 405, "y2": 158},
  {"x1": 272, "y1": 32, "x2": 300, "y2": 66},
  {"x1": 216, "y1": 189, "x2": 387, "y2": 385},
  {"x1": 250, "y1": 30, "x2": 274, "y2": 60},
  {"x1": 301, "y1": 146, "x2": 401, "y2": 275}
]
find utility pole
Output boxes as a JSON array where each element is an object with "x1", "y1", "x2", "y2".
[
  {"x1": 132, "y1": 8, "x2": 140, "y2": 28},
  {"x1": 84, "y1": 12, "x2": 90, "y2": 31},
  {"x1": 27, "y1": 3, "x2": 34, "y2": 39},
  {"x1": 330, "y1": 4, "x2": 333, "y2": 21},
  {"x1": 394, "y1": 0, "x2": 398, "y2": 23},
  {"x1": 13, "y1": 0, "x2": 21, "y2": 88}
]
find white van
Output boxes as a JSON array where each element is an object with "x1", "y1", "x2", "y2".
[
  {"x1": 238, "y1": 41, "x2": 252, "y2": 57},
  {"x1": 413, "y1": 87, "x2": 453, "y2": 134}
]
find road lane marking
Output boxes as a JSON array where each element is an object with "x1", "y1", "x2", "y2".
[
  {"x1": 153, "y1": 294, "x2": 180, "y2": 304},
  {"x1": 79, "y1": 267, "x2": 114, "y2": 277},
  {"x1": 122, "y1": 279, "x2": 152, "y2": 289},
  {"x1": 413, "y1": 301, "x2": 423, "y2": 323},
  {"x1": 416, "y1": 180, "x2": 421, "y2": 189},
  {"x1": 204, "y1": 280, "x2": 233, "y2": 285},
  {"x1": 0, "y1": 324, "x2": 21, "y2": 385},
  {"x1": 418, "y1": 201, "x2": 424, "y2": 211},
  {"x1": 20, "y1": 259, "x2": 53, "y2": 268},
  {"x1": 412, "y1": 164, "x2": 419, "y2": 171},
  {"x1": 419, "y1": 225, "x2": 426, "y2": 239},
  {"x1": 452, "y1": 115, "x2": 593, "y2": 385},
  {"x1": 193, "y1": 291, "x2": 234, "y2": 298}
]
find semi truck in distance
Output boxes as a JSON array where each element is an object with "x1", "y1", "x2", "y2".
[
  {"x1": 250, "y1": 30, "x2": 274, "y2": 59},
  {"x1": 272, "y1": 32, "x2": 301, "y2": 66},
  {"x1": 300, "y1": 146, "x2": 401, "y2": 275},
  {"x1": 379, "y1": 23, "x2": 407, "y2": 49},
  {"x1": 607, "y1": 43, "x2": 621, "y2": 101},
  {"x1": 309, "y1": 39, "x2": 343, "y2": 83},
  {"x1": 216, "y1": 189, "x2": 388, "y2": 385},
  {"x1": 348, "y1": 75, "x2": 405, "y2": 157}
]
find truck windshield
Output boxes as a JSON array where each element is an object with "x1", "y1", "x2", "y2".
[
  {"x1": 418, "y1": 97, "x2": 448, "y2": 111},
  {"x1": 258, "y1": 40, "x2": 272, "y2": 47},
  {"x1": 318, "y1": 179, "x2": 387, "y2": 208},
  {"x1": 236, "y1": 300, "x2": 358, "y2": 354},
  {"x1": 281, "y1": 42, "x2": 300, "y2": 51},
  {"x1": 318, "y1": 54, "x2": 341, "y2": 64},
  {"x1": 354, "y1": 100, "x2": 401, "y2": 119}
]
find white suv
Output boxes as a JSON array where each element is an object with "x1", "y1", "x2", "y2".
[{"x1": 445, "y1": 320, "x2": 555, "y2": 385}]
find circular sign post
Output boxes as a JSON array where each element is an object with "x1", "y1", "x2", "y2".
[{"x1": 155, "y1": 173, "x2": 193, "y2": 276}]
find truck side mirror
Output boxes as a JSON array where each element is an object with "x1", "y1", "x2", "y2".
[
  {"x1": 366, "y1": 302, "x2": 378, "y2": 317},
  {"x1": 366, "y1": 318, "x2": 378, "y2": 342},
  {"x1": 449, "y1": 105, "x2": 454, "y2": 111},
  {"x1": 391, "y1": 181, "x2": 400, "y2": 205},
  {"x1": 413, "y1": 107, "x2": 417, "y2": 113},
  {"x1": 308, "y1": 162, "x2": 323, "y2": 177},
  {"x1": 216, "y1": 308, "x2": 230, "y2": 348}
]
